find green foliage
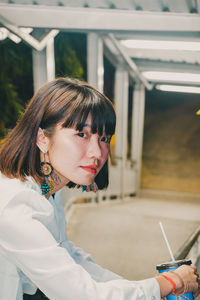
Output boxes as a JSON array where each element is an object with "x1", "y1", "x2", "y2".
[
  {"x1": 0, "y1": 32, "x2": 87, "y2": 139},
  {"x1": 0, "y1": 81, "x2": 22, "y2": 136},
  {"x1": 0, "y1": 39, "x2": 33, "y2": 138},
  {"x1": 55, "y1": 32, "x2": 86, "y2": 80}
]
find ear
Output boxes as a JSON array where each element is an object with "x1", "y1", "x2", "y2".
[{"x1": 36, "y1": 128, "x2": 49, "y2": 153}]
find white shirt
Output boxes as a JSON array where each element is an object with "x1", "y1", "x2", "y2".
[{"x1": 0, "y1": 173, "x2": 161, "y2": 300}]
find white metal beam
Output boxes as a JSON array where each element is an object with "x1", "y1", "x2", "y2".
[
  {"x1": 114, "y1": 67, "x2": 129, "y2": 164},
  {"x1": 103, "y1": 44, "x2": 121, "y2": 68},
  {"x1": 131, "y1": 84, "x2": 145, "y2": 190},
  {"x1": 32, "y1": 29, "x2": 56, "y2": 91},
  {"x1": 1, "y1": 4, "x2": 200, "y2": 32},
  {"x1": 134, "y1": 59, "x2": 200, "y2": 74},
  {"x1": 46, "y1": 37, "x2": 56, "y2": 82},
  {"x1": 32, "y1": 36, "x2": 55, "y2": 92},
  {"x1": 87, "y1": 33, "x2": 104, "y2": 92},
  {"x1": 116, "y1": 32, "x2": 200, "y2": 43},
  {"x1": 32, "y1": 48, "x2": 48, "y2": 92},
  {"x1": 123, "y1": 47, "x2": 200, "y2": 64},
  {"x1": 197, "y1": 0, "x2": 200, "y2": 12},
  {"x1": 114, "y1": 66, "x2": 129, "y2": 199},
  {"x1": 106, "y1": 34, "x2": 153, "y2": 90},
  {"x1": 0, "y1": 15, "x2": 59, "y2": 51}
]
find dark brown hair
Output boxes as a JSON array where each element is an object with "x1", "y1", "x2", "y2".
[{"x1": 0, "y1": 77, "x2": 116, "y2": 189}]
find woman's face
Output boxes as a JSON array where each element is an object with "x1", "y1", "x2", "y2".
[{"x1": 47, "y1": 114, "x2": 110, "y2": 186}]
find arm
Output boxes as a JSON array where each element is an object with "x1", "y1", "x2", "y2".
[
  {"x1": 61, "y1": 239, "x2": 122, "y2": 282},
  {"x1": 53, "y1": 192, "x2": 200, "y2": 298},
  {"x1": 55, "y1": 192, "x2": 122, "y2": 282},
  {"x1": 156, "y1": 265, "x2": 199, "y2": 298},
  {"x1": 0, "y1": 190, "x2": 161, "y2": 300}
]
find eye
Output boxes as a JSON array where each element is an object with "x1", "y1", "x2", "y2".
[
  {"x1": 77, "y1": 132, "x2": 87, "y2": 138},
  {"x1": 100, "y1": 136, "x2": 111, "y2": 144}
]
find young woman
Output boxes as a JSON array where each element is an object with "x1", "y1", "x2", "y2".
[{"x1": 0, "y1": 77, "x2": 199, "y2": 300}]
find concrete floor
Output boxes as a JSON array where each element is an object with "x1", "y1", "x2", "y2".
[{"x1": 66, "y1": 191, "x2": 200, "y2": 281}]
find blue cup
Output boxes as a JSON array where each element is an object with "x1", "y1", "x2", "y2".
[{"x1": 156, "y1": 259, "x2": 194, "y2": 300}]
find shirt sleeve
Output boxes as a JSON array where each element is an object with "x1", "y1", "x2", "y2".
[
  {"x1": 0, "y1": 190, "x2": 161, "y2": 300},
  {"x1": 55, "y1": 191, "x2": 122, "y2": 282},
  {"x1": 61, "y1": 239, "x2": 123, "y2": 282}
]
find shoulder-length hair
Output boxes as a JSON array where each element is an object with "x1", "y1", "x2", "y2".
[{"x1": 0, "y1": 77, "x2": 116, "y2": 190}]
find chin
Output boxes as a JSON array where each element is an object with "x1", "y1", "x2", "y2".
[{"x1": 74, "y1": 178, "x2": 94, "y2": 186}]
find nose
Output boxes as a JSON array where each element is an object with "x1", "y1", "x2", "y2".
[{"x1": 87, "y1": 136, "x2": 102, "y2": 160}]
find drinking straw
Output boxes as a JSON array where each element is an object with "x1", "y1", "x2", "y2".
[{"x1": 159, "y1": 221, "x2": 175, "y2": 262}]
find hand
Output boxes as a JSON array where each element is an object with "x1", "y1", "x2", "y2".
[
  {"x1": 173, "y1": 265, "x2": 200, "y2": 297},
  {"x1": 156, "y1": 264, "x2": 200, "y2": 298}
]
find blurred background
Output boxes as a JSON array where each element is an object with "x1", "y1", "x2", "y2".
[{"x1": 0, "y1": 0, "x2": 200, "y2": 281}]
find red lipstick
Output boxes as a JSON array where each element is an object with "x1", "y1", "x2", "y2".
[{"x1": 80, "y1": 165, "x2": 98, "y2": 174}]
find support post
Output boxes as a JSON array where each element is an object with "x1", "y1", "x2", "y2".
[
  {"x1": 32, "y1": 36, "x2": 55, "y2": 92},
  {"x1": 131, "y1": 83, "x2": 145, "y2": 191},
  {"x1": 114, "y1": 66, "x2": 129, "y2": 199},
  {"x1": 46, "y1": 37, "x2": 55, "y2": 82},
  {"x1": 87, "y1": 32, "x2": 104, "y2": 92},
  {"x1": 32, "y1": 48, "x2": 47, "y2": 92}
]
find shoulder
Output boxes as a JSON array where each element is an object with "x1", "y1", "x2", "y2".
[
  {"x1": 0, "y1": 173, "x2": 52, "y2": 215},
  {"x1": 0, "y1": 172, "x2": 36, "y2": 197}
]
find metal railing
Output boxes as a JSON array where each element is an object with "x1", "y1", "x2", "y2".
[{"x1": 174, "y1": 225, "x2": 200, "y2": 267}]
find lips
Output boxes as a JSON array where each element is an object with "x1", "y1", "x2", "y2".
[{"x1": 80, "y1": 165, "x2": 98, "y2": 174}]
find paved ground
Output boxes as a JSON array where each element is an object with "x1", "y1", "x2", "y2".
[{"x1": 66, "y1": 191, "x2": 200, "y2": 281}]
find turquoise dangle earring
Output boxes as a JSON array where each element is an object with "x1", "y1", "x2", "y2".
[
  {"x1": 40, "y1": 160, "x2": 53, "y2": 195},
  {"x1": 82, "y1": 181, "x2": 98, "y2": 193},
  {"x1": 40, "y1": 154, "x2": 61, "y2": 195}
]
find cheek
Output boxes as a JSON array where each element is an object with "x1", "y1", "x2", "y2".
[
  {"x1": 48, "y1": 138, "x2": 84, "y2": 170},
  {"x1": 51, "y1": 138, "x2": 76, "y2": 155},
  {"x1": 101, "y1": 146, "x2": 109, "y2": 162}
]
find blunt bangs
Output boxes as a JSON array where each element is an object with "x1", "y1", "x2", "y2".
[{"x1": 61, "y1": 87, "x2": 116, "y2": 137}]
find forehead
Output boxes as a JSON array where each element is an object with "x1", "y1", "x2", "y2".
[
  {"x1": 80, "y1": 114, "x2": 107, "y2": 134},
  {"x1": 57, "y1": 114, "x2": 92, "y2": 131},
  {"x1": 61, "y1": 106, "x2": 115, "y2": 136},
  {"x1": 82, "y1": 114, "x2": 92, "y2": 127}
]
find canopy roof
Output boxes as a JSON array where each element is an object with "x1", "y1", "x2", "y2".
[{"x1": 1, "y1": 0, "x2": 200, "y2": 86}]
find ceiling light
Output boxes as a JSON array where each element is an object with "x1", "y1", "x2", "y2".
[
  {"x1": 156, "y1": 85, "x2": 200, "y2": 94},
  {"x1": 121, "y1": 39, "x2": 200, "y2": 51},
  {"x1": 143, "y1": 71, "x2": 200, "y2": 83}
]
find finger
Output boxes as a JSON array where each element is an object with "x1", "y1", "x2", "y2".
[
  {"x1": 194, "y1": 291, "x2": 199, "y2": 298},
  {"x1": 194, "y1": 274, "x2": 200, "y2": 285},
  {"x1": 194, "y1": 287, "x2": 200, "y2": 299},
  {"x1": 190, "y1": 265, "x2": 197, "y2": 272}
]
